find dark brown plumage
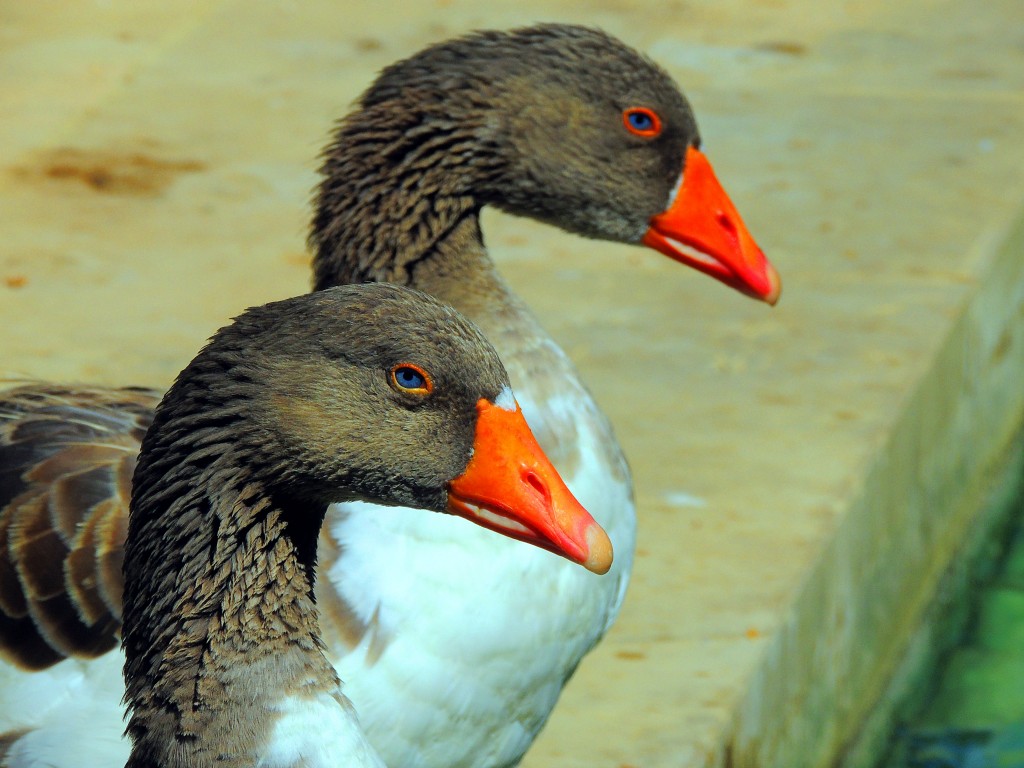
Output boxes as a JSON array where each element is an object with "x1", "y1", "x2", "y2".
[
  {"x1": 121, "y1": 284, "x2": 515, "y2": 767},
  {"x1": 0, "y1": 386, "x2": 156, "y2": 669},
  {"x1": 312, "y1": 24, "x2": 697, "y2": 290}
]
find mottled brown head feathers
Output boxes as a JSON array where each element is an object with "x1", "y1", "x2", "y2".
[
  {"x1": 120, "y1": 285, "x2": 510, "y2": 766},
  {"x1": 133, "y1": 284, "x2": 509, "y2": 518},
  {"x1": 312, "y1": 24, "x2": 699, "y2": 289}
]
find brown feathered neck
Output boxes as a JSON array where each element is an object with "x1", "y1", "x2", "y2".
[
  {"x1": 310, "y1": 83, "x2": 534, "y2": 343},
  {"x1": 310, "y1": 78, "x2": 501, "y2": 292},
  {"x1": 119, "y1": 283, "x2": 513, "y2": 767},
  {"x1": 121, "y1": 353, "x2": 336, "y2": 768},
  {"x1": 309, "y1": 24, "x2": 696, "y2": 332}
]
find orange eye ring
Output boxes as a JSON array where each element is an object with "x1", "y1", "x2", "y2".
[
  {"x1": 622, "y1": 107, "x2": 662, "y2": 138},
  {"x1": 389, "y1": 363, "x2": 434, "y2": 396}
]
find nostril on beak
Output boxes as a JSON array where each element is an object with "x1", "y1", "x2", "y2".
[
  {"x1": 716, "y1": 211, "x2": 736, "y2": 235},
  {"x1": 523, "y1": 470, "x2": 550, "y2": 503}
]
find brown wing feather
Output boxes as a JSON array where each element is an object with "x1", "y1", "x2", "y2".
[
  {"x1": 0, "y1": 385, "x2": 158, "y2": 669},
  {"x1": 65, "y1": 502, "x2": 115, "y2": 627},
  {"x1": 92, "y1": 495, "x2": 129, "y2": 619},
  {"x1": 10, "y1": 489, "x2": 117, "y2": 659}
]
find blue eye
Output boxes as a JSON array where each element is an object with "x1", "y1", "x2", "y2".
[
  {"x1": 622, "y1": 107, "x2": 662, "y2": 138},
  {"x1": 395, "y1": 367, "x2": 424, "y2": 388},
  {"x1": 390, "y1": 364, "x2": 433, "y2": 394},
  {"x1": 628, "y1": 112, "x2": 652, "y2": 131}
]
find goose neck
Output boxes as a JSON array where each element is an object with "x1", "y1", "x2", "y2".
[{"x1": 123, "y1": 462, "x2": 336, "y2": 768}]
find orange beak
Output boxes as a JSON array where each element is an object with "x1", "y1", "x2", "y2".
[
  {"x1": 642, "y1": 146, "x2": 781, "y2": 305},
  {"x1": 447, "y1": 398, "x2": 613, "y2": 575}
]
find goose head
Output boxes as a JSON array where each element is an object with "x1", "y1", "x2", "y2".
[
  {"x1": 134, "y1": 283, "x2": 612, "y2": 574},
  {"x1": 314, "y1": 24, "x2": 779, "y2": 303}
]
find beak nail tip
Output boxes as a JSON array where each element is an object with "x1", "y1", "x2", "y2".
[
  {"x1": 583, "y1": 524, "x2": 613, "y2": 575},
  {"x1": 765, "y1": 268, "x2": 782, "y2": 306}
]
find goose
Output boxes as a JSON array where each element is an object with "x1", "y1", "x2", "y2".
[
  {"x1": 0, "y1": 24, "x2": 779, "y2": 768},
  {"x1": 118, "y1": 283, "x2": 610, "y2": 767}
]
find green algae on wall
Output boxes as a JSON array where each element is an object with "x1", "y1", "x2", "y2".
[{"x1": 880, "y1": 474, "x2": 1024, "y2": 768}]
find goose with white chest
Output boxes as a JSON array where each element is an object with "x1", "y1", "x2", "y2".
[
  {"x1": 309, "y1": 25, "x2": 779, "y2": 767},
  {"x1": 120, "y1": 283, "x2": 610, "y2": 768}
]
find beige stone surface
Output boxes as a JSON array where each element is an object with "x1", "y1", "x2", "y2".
[{"x1": 2, "y1": 2, "x2": 1023, "y2": 767}]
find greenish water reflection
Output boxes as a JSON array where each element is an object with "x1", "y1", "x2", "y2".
[{"x1": 882, "y1": 511, "x2": 1024, "y2": 768}]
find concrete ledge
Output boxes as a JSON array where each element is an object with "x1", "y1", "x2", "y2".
[
  {"x1": 842, "y1": 433, "x2": 1024, "y2": 768},
  {"x1": 729, "y1": 205, "x2": 1024, "y2": 768},
  {"x1": 726, "y1": 212, "x2": 1024, "y2": 768}
]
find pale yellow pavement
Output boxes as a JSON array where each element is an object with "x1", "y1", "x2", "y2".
[{"x1": 2, "y1": 2, "x2": 1022, "y2": 766}]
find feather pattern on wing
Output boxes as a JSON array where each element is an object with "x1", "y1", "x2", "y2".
[{"x1": 0, "y1": 386, "x2": 158, "y2": 669}]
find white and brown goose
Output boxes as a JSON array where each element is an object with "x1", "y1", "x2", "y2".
[
  {"x1": 0, "y1": 24, "x2": 778, "y2": 768},
  {"x1": 117, "y1": 283, "x2": 609, "y2": 768}
]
